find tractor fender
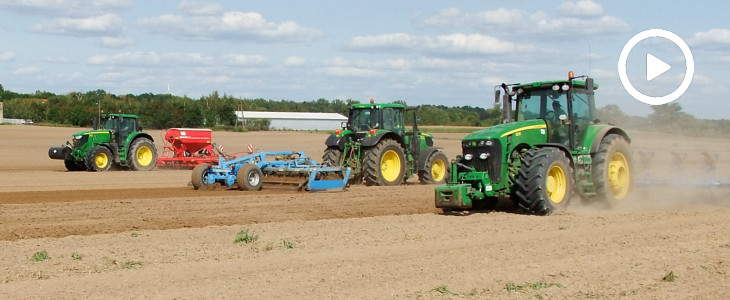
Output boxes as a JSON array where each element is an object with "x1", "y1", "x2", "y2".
[
  {"x1": 361, "y1": 131, "x2": 403, "y2": 147},
  {"x1": 325, "y1": 134, "x2": 344, "y2": 149},
  {"x1": 129, "y1": 132, "x2": 155, "y2": 144},
  {"x1": 535, "y1": 143, "x2": 573, "y2": 164},
  {"x1": 416, "y1": 147, "x2": 443, "y2": 171},
  {"x1": 589, "y1": 126, "x2": 631, "y2": 154}
]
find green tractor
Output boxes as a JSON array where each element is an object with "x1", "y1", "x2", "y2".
[
  {"x1": 48, "y1": 113, "x2": 158, "y2": 172},
  {"x1": 323, "y1": 100, "x2": 449, "y2": 186},
  {"x1": 435, "y1": 73, "x2": 633, "y2": 215}
]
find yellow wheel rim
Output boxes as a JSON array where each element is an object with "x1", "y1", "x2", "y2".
[
  {"x1": 380, "y1": 149, "x2": 401, "y2": 182},
  {"x1": 546, "y1": 165, "x2": 567, "y2": 204},
  {"x1": 608, "y1": 152, "x2": 630, "y2": 199},
  {"x1": 431, "y1": 158, "x2": 446, "y2": 182},
  {"x1": 95, "y1": 152, "x2": 108, "y2": 168},
  {"x1": 136, "y1": 146, "x2": 153, "y2": 167}
]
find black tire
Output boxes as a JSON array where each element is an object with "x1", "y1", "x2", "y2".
[
  {"x1": 322, "y1": 147, "x2": 341, "y2": 167},
  {"x1": 237, "y1": 164, "x2": 263, "y2": 191},
  {"x1": 84, "y1": 146, "x2": 113, "y2": 172},
  {"x1": 64, "y1": 154, "x2": 86, "y2": 172},
  {"x1": 363, "y1": 139, "x2": 406, "y2": 186},
  {"x1": 515, "y1": 148, "x2": 574, "y2": 215},
  {"x1": 128, "y1": 138, "x2": 157, "y2": 171},
  {"x1": 592, "y1": 134, "x2": 633, "y2": 206},
  {"x1": 191, "y1": 163, "x2": 211, "y2": 190},
  {"x1": 418, "y1": 151, "x2": 449, "y2": 184}
]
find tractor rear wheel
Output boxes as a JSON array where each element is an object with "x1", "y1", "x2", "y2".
[
  {"x1": 237, "y1": 164, "x2": 263, "y2": 191},
  {"x1": 128, "y1": 138, "x2": 157, "y2": 171},
  {"x1": 419, "y1": 151, "x2": 448, "y2": 184},
  {"x1": 191, "y1": 163, "x2": 211, "y2": 190},
  {"x1": 363, "y1": 139, "x2": 405, "y2": 186},
  {"x1": 85, "y1": 146, "x2": 113, "y2": 172},
  {"x1": 592, "y1": 134, "x2": 633, "y2": 205},
  {"x1": 515, "y1": 148, "x2": 574, "y2": 215},
  {"x1": 322, "y1": 147, "x2": 341, "y2": 167}
]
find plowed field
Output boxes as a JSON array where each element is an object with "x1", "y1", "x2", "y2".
[{"x1": 1, "y1": 125, "x2": 729, "y2": 299}]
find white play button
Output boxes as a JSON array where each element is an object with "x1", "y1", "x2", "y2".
[{"x1": 646, "y1": 53, "x2": 671, "y2": 81}]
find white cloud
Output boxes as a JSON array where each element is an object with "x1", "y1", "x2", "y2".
[
  {"x1": 284, "y1": 56, "x2": 307, "y2": 67},
  {"x1": 13, "y1": 66, "x2": 40, "y2": 75},
  {"x1": 100, "y1": 36, "x2": 133, "y2": 48},
  {"x1": 178, "y1": 1, "x2": 222, "y2": 15},
  {"x1": 221, "y1": 54, "x2": 268, "y2": 66},
  {"x1": 691, "y1": 29, "x2": 730, "y2": 46},
  {"x1": 138, "y1": 10, "x2": 322, "y2": 43},
  {"x1": 0, "y1": 51, "x2": 15, "y2": 61},
  {"x1": 346, "y1": 33, "x2": 530, "y2": 55},
  {"x1": 42, "y1": 56, "x2": 73, "y2": 63},
  {"x1": 557, "y1": 0, "x2": 603, "y2": 17},
  {"x1": 423, "y1": 4, "x2": 628, "y2": 37},
  {"x1": 0, "y1": 0, "x2": 132, "y2": 17},
  {"x1": 88, "y1": 52, "x2": 161, "y2": 66},
  {"x1": 32, "y1": 13, "x2": 123, "y2": 36}
]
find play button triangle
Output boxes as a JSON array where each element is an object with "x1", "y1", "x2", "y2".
[{"x1": 646, "y1": 53, "x2": 671, "y2": 81}]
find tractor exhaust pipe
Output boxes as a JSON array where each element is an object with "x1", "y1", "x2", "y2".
[{"x1": 48, "y1": 146, "x2": 70, "y2": 160}]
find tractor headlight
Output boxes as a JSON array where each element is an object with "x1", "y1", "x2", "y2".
[
  {"x1": 464, "y1": 154, "x2": 473, "y2": 161},
  {"x1": 478, "y1": 140, "x2": 486, "y2": 146},
  {"x1": 74, "y1": 135, "x2": 83, "y2": 140},
  {"x1": 479, "y1": 153, "x2": 489, "y2": 160}
]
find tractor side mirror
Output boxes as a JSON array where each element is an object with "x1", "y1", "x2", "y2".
[
  {"x1": 502, "y1": 94, "x2": 512, "y2": 122},
  {"x1": 586, "y1": 77, "x2": 594, "y2": 95},
  {"x1": 92, "y1": 118, "x2": 98, "y2": 130},
  {"x1": 340, "y1": 121, "x2": 347, "y2": 129},
  {"x1": 494, "y1": 89, "x2": 500, "y2": 103}
]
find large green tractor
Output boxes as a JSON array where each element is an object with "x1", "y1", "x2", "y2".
[
  {"x1": 323, "y1": 100, "x2": 449, "y2": 186},
  {"x1": 435, "y1": 73, "x2": 633, "y2": 215},
  {"x1": 48, "y1": 113, "x2": 157, "y2": 172}
]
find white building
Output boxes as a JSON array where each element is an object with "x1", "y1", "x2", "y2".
[{"x1": 235, "y1": 111, "x2": 347, "y2": 131}]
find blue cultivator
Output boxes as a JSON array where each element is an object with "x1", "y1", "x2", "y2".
[
  {"x1": 191, "y1": 151, "x2": 351, "y2": 192},
  {"x1": 636, "y1": 150, "x2": 730, "y2": 188}
]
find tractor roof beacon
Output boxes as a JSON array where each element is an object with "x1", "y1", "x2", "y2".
[{"x1": 435, "y1": 72, "x2": 633, "y2": 215}]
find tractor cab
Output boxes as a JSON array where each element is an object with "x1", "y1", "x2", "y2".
[
  {"x1": 499, "y1": 73, "x2": 597, "y2": 150},
  {"x1": 95, "y1": 114, "x2": 142, "y2": 149},
  {"x1": 347, "y1": 102, "x2": 405, "y2": 136}
]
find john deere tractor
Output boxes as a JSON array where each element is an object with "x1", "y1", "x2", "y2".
[
  {"x1": 323, "y1": 100, "x2": 448, "y2": 186},
  {"x1": 435, "y1": 73, "x2": 633, "y2": 215},
  {"x1": 48, "y1": 113, "x2": 157, "y2": 172}
]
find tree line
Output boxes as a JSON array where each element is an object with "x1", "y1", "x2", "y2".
[
  {"x1": 1, "y1": 84, "x2": 726, "y2": 136},
  {"x1": 0, "y1": 87, "x2": 504, "y2": 129}
]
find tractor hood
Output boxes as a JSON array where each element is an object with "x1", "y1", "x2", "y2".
[
  {"x1": 463, "y1": 119, "x2": 547, "y2": 141},
  {"x1": 72, "y1": 129, "x2": 111, "y2": 138}
]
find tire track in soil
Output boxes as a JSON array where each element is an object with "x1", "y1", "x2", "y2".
[{"x1": 0, "y1": 185, "x2": 439, "y2": 241}]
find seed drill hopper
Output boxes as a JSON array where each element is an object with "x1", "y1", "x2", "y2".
[
  {"x1": 191, "y1": 151, "x2": 351, "y2": 192},
  {"x1": 156, "y1": 128, "x2": 229, "y2": 168}
]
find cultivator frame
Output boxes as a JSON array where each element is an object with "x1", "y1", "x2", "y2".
[
  {"x1": 636, "y1": 149, "x2": 730, "y2": 188},
  {"x1": 191, "y1": 151, "x2": 351, "y2": 192}
]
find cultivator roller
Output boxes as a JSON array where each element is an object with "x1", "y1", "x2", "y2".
[
  {"x1": 191, "y1": 151, "x2": 351, "y2": 192},
  {"x1": 636, "y1": 150, "x2": 730, "y2": 187}
]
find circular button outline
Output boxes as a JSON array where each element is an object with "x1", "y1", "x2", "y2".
[{"x1": 617, "y1": 29, "x2": 694, "y2": 105}]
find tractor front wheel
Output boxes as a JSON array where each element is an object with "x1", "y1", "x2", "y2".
[
  {"x1": 592, "y1": 134, "x2": 633, "y2": 205},
  {"x1": 85, "y1": 146, "x2": 113, "y2": 172},
  {"x1": 128, "y1": 138, "x2": 157, "y2": 171},
  {"x1": 515, "y1": 148, "x2": 574, "y2": 215},
  {"x1": 237, "y1": 164, "x2": 263, "y2": 191},
  {"x1": 419, "y1": 151, "x2": 449, "y2": 184},
  {"x1": 363, "y1": 139, "x2": 406, "y2": 186},
  {"x1": 191, "y1": 163, "x2": 211, "y2": 190}
]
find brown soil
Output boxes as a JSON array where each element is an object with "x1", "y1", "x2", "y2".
[{"x1": 0, "y1": 125, "x2": 728, "y2": 299}]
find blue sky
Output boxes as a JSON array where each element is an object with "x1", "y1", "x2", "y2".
[{"x1": 1, "y1": 0, "x2": 729, "y2": 119}]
